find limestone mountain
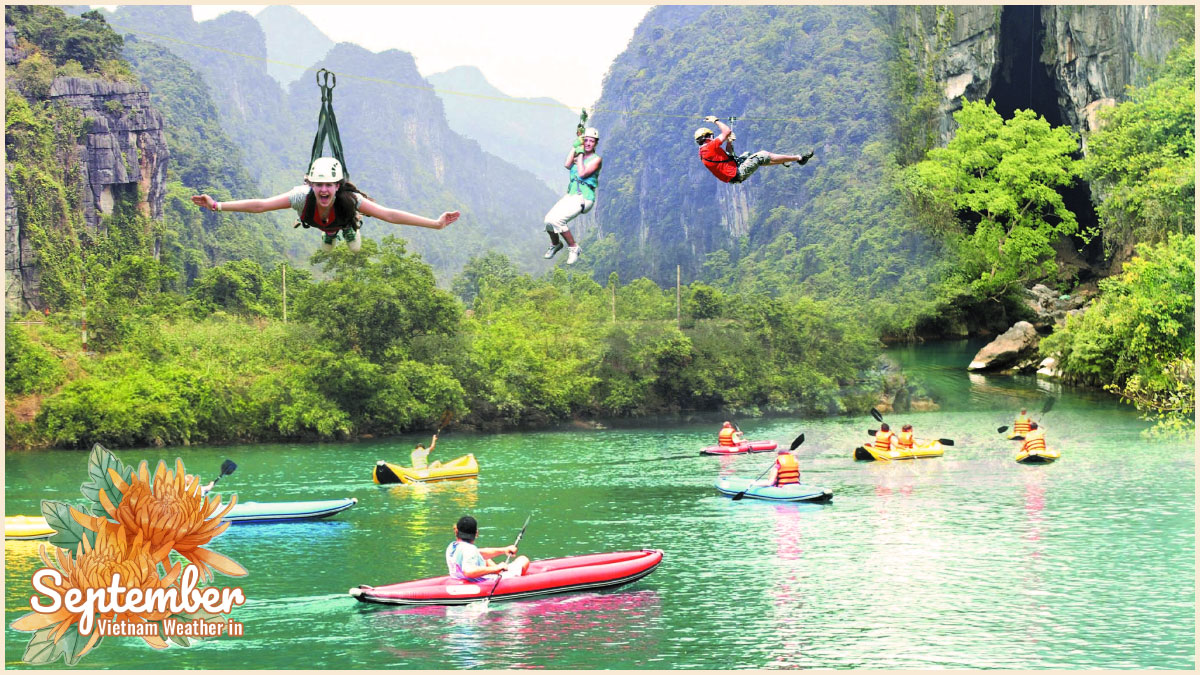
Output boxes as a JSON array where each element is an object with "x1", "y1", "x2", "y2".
[
  {"x1": 427, "y1": 65, "x2": 580, "y2": 192},
  {"x1": 255, "y1": 5, "x2": 333, "y2": 87}
]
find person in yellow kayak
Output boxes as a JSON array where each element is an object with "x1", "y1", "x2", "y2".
[
  {"x1": 411, "y1": 434, "x2": 442, "y2": 470},
  {"x1": 446, "y1": 516, "x2": 530, "y2": 581},
  {"x1": 1013, "y1": 409, "x2": 1032, "y2": 436},
  {"x1": 1020, "y1": 422, "x2": 1047, "y2": 456},
  {"x1": 874, "y1": 423, "x2": 898, "y2": 453},
  {"x1": 767, "y1": 447, "x2": 801, "y2": 486},
  {"x1": 718, "y1": 421, "x2": 745, "y2": 447},
  {"x1": 897, "y1": 424, "x2": 916, "y2": 450}
]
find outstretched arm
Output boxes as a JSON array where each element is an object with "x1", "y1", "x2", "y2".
[
  {"x1": 357, "y1": 198, "x2": 459, "y2": 230},
  {"x1": 191, "y1": 192, "x2": 292, "y2": 213},
  {"x1": 705, "y1": 116, "x2": 733, "y2": 144}
]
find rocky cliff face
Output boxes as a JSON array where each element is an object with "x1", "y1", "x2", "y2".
[
  {"x1": 47, "y1": 77, "x2": 169, "y2": 229},
  {"x1": 4, "y1": 25, "x2": 169, "y2": 311},
  {"x1": 896, "y1": 5, "x2": 1174, "y2": 144}
]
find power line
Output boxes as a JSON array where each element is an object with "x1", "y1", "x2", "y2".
[{"x1": 110, "y1": 21, "x2": 814, "y2": 126}]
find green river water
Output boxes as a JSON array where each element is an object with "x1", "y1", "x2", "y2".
[{"x1": 4, "y1": 340, "x2": 1195, "y2": 669}]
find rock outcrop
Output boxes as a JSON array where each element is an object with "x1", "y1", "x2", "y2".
[
  {"x1": 1023, "y1": 283, "x2": 1094, "y2": 330},
  {"x1": 47, "y1": 77, "x2": 169, "y2": 230},
  {"x1": 968, "y1": 321, "x2": 1041, "y2": 372}
]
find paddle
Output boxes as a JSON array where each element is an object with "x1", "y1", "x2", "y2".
[
  {"x1": 867, "y1": 430, "x2": 955, "y2": 446},
  {"x1": 435, "y1": 410, "x2": 454, "y2": 435},
  {"x1": 731, "y1": 433, "x2": 804, "y2": 501},
  {"x1": 478, "y1": 515, "x2": 532, "y2": 612},
  {"x1": 997, "y1": 397, "x2": 1056, "y2": 434},
  {"x1": 212, "y1": 459, "x2": 237, "y2": 487}
]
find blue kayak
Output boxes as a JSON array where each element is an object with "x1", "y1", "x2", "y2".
[
  {"x1": 223, "y1": 498, "x2": 358, "y2": 524},
  {"x1": 715, "y1": 477, "x2": 833, "y2": 503}
]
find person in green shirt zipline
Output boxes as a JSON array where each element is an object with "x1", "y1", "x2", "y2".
[
  {"x1": 542, "y1": 127, "x2": 602, "y2": 265},
  {"x1": 191, "y1": 157, "x2": 460, "y2": 252}
]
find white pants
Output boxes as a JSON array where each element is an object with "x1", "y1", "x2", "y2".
[{"x1": 544, "y1": 193, "x2": 594, "y2": 234}]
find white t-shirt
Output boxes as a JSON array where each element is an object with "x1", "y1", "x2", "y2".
[{"x1": 446, "y1": 540, "x2": 493, "y2": 581}]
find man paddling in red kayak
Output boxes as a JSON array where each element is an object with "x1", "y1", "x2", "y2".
[
  {"x1": 447, "y1": 516, "x2": 530, "y2": 581},
  {"x1": 718, "y1": 421, "x2": 745, "y2": 447}
]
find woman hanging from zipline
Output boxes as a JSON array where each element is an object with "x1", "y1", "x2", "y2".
[
  {"x1": 542, "y1": 123, "x2": 601, "y2": 265},
  {"x1": 190, "y1": 157, "x2": 460, "y2": 252}
]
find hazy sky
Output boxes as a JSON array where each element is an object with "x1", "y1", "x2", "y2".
[{"x1": 185, "y1": 4, "x2": 651, "y2": 107}]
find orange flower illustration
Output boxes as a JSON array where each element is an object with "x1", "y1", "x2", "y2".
[
  {"x1": 11, "y1": 526, "x2": 181, "y2": 657},
  {"x1": 72, "y1": 458, "x2": 245, "y2": 581}
]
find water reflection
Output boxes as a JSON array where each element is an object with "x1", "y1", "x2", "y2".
[{"x1": 365, "y1": 590, "x2": 661, "y2": 668}]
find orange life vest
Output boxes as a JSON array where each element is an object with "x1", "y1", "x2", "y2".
[
  {"x1": 1014, "y1": 415, "x2": 1032, "y2": 435},
  {"x1": 775, "y1": 454, "x2": 800, "y2": 485},
  {"x1": 875, "y1": 430, "x2": 896, "y2": 452},
  {"x1": 897, "y1": 431, "x2": 915, "y2": 449},
  {"x1": 1022, "y1": 429, "x2": 1046, "y2": 454},
  {"x1": 718, "y1": 427, "x2": 737, "y2": 447}
]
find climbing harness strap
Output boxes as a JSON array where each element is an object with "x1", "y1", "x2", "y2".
[{"x1": 310, "y1": 68, "x2": 348, "y2": 178}]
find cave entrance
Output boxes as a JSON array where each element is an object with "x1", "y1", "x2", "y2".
[{"x1": 990, "y1": 5, "x2": 1103, "y2": 280}]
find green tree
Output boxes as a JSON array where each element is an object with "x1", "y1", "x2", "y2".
[
  {"x1": 1080, "y1": 44, "x2": 1195, "y2": 255},
  {"x1": 907, "y1": 100, "x2": 1082, "y2": 303},
  {"x1": 1039, "y1": 234, "x2": 1195, "y2": 436}
]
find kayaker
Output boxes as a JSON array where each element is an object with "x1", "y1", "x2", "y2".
[
  {"x1": 191, "y1": 157, "x2": 461, "y2": 252},
  {"x1": 695, "y1": 116, "x2": 813, "y2": 184},
  {"x1": 874, "y1": 423, "x2": 897, "y2": 453},
  {"x1": 718, "y1": 421, "x2": 745, "y2": 447},
  {"x1": 446, "y1": 516, "x2": 530, "y2": 581},
  {"x1": 897, "y1": 424, "x2": 915, "y2": 449},
  {"x1": 767, "y1": 447, "x2": 801, "y2": 486},
  {"x1": 411, "y1": 434, "x2": 442, "y2": 470},
  {"x1": 1020, "y1": 422, "x2": 1048, "y2": 456},
  {"x1": 1014, "y1": 410, "x2": 1032, "y2": 436},
  {"x1": 542, "y1": 127, "x2": 601, "y2": 264}
]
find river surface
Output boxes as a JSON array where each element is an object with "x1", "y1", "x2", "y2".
[{"x1": 4, "y1": 341, "x2": 1195, "y2": 669}]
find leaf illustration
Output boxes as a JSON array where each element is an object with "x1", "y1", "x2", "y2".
[
  {"x1": 60, "y1": 620, "x2": 95, "y2": 666},
  {"x1": 42, "y1": 500, "x2": 97, "y2": 552},
  {"x1": 22, "y1": 625, "x2": 65, "y2": 665},
  {"x1": 81, "y1": 444, "x2": 132, "y2": 512}
]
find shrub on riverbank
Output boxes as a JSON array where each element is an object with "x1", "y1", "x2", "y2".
[{"x1": 1039, "y1": 234, "x2": 1195, "y2": 436}]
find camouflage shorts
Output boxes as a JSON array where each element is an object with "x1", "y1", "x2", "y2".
[{"x1": 730, "y1": 151, "x2": 772, "y2": 183}]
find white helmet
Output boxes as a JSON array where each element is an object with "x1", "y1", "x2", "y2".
[
  {"x1": 694, "y1": 127, "x2": 714, "y2": 142},
  {"x1": 306, "y1": 157, "x2": 344, "y2": 183},
  {"x1": 582, "y1": 127, "x2": 600, "y2": 141}
]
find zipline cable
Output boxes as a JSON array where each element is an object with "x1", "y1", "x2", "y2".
[{"x1": 108, "y1": 21, "x2": 816, "y2": 126}]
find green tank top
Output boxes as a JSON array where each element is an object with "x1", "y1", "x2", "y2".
[{"x1": 567, "y1": 154, "x2": 601, "y2": 201}]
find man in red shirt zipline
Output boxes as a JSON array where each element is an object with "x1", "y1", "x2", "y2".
[{"x1": 695, "y1": 115, "x2": 813, "y2": 184}]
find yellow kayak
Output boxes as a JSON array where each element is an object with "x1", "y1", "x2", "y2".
[
  {"x1": 373, "y1": 454, "x2": 479, "y2": 485},
  {"x1": 5, "y1": 515, "x2": 54, "y2": 540},
  {"x1": 855, "y1": 440, "x2": 944, "y2": 462},
  {"x1": 1016, "y1": 446, "x2": 1060, "y2": 464}
]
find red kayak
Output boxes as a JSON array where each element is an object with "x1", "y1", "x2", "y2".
[
  {"x1": 699, "y1": 440, "x2": 778, "y2": 456},
  {"x1": 349, "y1": 549, "x2": 663, "y2": 606}
]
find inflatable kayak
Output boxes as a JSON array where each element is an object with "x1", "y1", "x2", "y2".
[
  {"x1": 1016, "y1": 447, "x2": 1060, "y2": 464},
  {"x1": 855, "y1": 440, "x2": 944, "y2": 462},
  {"x1": 699, "y1": 440, "x2": 778, "y2": 456},
  {"x1": 5, "y1": 515, "x2": 54, "y2": 540},
  {"x1": 374, "y1": 454, "x2": 479, "y2": 485},
  {"x1": 715, "y1": 476, "x2": 833, "y2": 503},
  {"x1": 350, "y1": 548, "x2": 663, "y2": 606},
  {"x1": 224, "y1": 498, "x2": 357, "y2": 523}
]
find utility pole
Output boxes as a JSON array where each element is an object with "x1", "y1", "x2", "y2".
[{"x1": 676, "y1": 265, "x2": 681, "y2": 327}]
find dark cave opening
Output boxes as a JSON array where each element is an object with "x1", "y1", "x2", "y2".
[{"x1": 989, "y1": 5, "x2": 1103, "y2": 281}]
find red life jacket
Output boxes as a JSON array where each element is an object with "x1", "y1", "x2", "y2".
[
  {"x1": 875, "y1": 430, "x2": 896, "y2": 452},
  {"x1": 775, "y1": 454, "x2": 800, "y2": 485},
  {"x1": 718, "y1": 427, "x2": 737, "y2": 447},
  {"x1": 1014, "y1": 416, "x2": 1032, "y2": 434},
  {"x1": 897, "y1": 431, "x2": 915, "y2": 449}
]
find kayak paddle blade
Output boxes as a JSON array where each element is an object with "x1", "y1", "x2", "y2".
[
  {"x1": 789, "y1": 433, "x2": 805, "y2": 451},
  {"x1": 870, "y1": 408, "x2": 884, "y2": 423},
  {"x1": 868, "y1": 429, "x2": 878, "y2": 436},
  {"x1": 1042, "y1": 397, "x2": 1057, "y2": 415},
  {"x1": 219, "y1": 459, "x2": 237, "y2": 477},
  {"x1": 939, "y1": 438, "x2": 955, "y2": 446},
  {"x1": 997, "y1": 426, "x2": 1009, "y2": 434}
]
